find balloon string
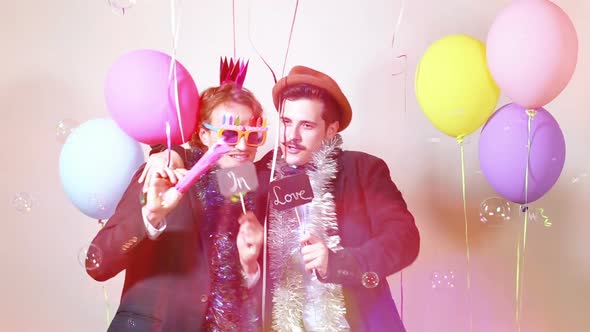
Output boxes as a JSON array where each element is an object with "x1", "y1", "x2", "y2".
[
  {"x1": 232, "y1": 0, "x2": 236, "y2": 58},
  {"x1": 166, "y1": 121, "x2": 172, "y2": 168},
  {"x1": 281, "y1": 0, "x2": 300, "y2": 77},
  {"x1": 514, "y1": 236, "x2": 526, "y2": 331},
  {"x1": 168, "y1": 0, "x2": 185, "y2": 143},
  {"x1": 247, "y1": 0, "x2": 277, "y2": 83},
  {"x1": 516, "y1": 109, "x2": 536, "y2": 330},
  {"x1": 248, "y1": 0, "x2": 300, "y2": 325},
  {"x1": 390, "y1": 0, "x2": 406, "y2": 49},
  {"x1": 103, "y1": 285, "x2": 111, "y2": 328},
  {"x1": 97, "y1": 220, "x2": 111, "y2": 327},
  {"x1": 456, "y1": 135, "x2": 472, "y2": 332},
  {"x1": 400, "y1": 271, "x2": 404, "y2": 322}
]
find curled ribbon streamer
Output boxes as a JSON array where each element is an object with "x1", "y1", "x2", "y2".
[
  {"x1": 247, "y1": 0, "x2": 277, "y2": 83},
  {"x1": 393, "y1": 54, "x2": 408, "y2": 123},
  {"x1": 168, "y1": 0, "x2": 185, "y2": 144},
  {"x1": 391, "y1": 0, "x2": 407, "y2": 77},
  {"x1": 247, "y1": 0, "x2": 300, "y2": 83},
  {"x1": 537, "y1": 208, "x2": 552, "y2": 227}
]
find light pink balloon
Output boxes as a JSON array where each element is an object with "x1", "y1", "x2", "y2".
[
  {"x1": 487, "y1": 0, "x2": 578, "y2": 109},
  {"x1": 105, "y1": 49, "x2": 199, "y2": 145}
]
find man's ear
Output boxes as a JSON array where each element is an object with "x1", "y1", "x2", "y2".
[
  {"x1": 199, "y1": 127, "x2": 210, "y2": 147},
  {"x1": 325, "y1": 121, "x2": 339, "y2": 139}
]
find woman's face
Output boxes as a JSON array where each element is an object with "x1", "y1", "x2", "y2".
[{"x1": 199, "y1": 102, "x2": 259, "y2": 169}]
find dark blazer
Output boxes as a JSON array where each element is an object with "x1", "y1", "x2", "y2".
[
  {"x1": 87, "y1": 167, "x2": 212, "y2": 332},
  {"x1": 256, "y1": 150, "x2": 420, "y2": 332}
]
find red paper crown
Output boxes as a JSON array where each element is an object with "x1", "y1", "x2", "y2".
[{"x1": 220, "y1": 57, "x2": 249, "y2": 88}]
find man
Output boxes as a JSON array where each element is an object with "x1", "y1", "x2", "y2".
[
  {"x1": 87, "y1": 82, "x2": 265, "y2": 331},
  {"x1": 257, "y1": 65, "x2": 420, "y2": 331}
]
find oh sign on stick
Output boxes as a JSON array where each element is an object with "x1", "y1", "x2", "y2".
[{"x1": 216, "y1": 162, "x2": 259, "y2": 212}]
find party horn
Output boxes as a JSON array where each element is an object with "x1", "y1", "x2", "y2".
[{"x1": 175, "y1": 142, "x2": 231, "y2": 194}]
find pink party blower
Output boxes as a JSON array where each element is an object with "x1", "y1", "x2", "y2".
[{"x1": 175, "y1": 142, "x2": 231, "y2": 194}]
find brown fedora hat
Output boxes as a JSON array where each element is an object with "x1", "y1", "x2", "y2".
[{"x1": 272, "y1": 66, "x2": 352, "y2": 132}]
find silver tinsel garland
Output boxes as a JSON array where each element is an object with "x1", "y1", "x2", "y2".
[{"x1": 268, "y1": 135, "x2": 349, "y2": 332}]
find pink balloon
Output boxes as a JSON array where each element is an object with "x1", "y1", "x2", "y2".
[
  {"x1": 487, "y1": 0, "x2": 578, "y2": 108},
  {"x1": 105, "y1": 49, "x2": 199, "y2": 145}
]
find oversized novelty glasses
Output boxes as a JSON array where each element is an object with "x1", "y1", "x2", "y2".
[{"x1": 203, "y1": 122, "x2": 268, "y2": 147}]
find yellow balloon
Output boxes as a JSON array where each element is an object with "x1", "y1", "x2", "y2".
[{"x1": 415, "y1": 34, "x2": 500, "y2": 138}]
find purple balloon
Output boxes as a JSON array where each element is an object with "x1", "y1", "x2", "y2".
[{"x1": 479, "y1": 103, "x2": 565, "y2": 204}]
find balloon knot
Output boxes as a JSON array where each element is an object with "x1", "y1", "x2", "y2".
[{"x1": 525, "y1": 109, "x2": 537, "y2": 118}]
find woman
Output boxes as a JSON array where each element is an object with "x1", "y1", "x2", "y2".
[{"x1": 87, "y1": 80, "x2": 267, "y2": 331}]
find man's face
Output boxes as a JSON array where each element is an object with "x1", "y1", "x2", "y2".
[
  {"x1": 279, "y1": 99, "x2": 338, "y2": 166},
  {"x1": 200, "y1": 102, "x2": 259, "y2": 169}
]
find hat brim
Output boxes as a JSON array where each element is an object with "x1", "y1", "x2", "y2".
[{"x1": 272, "y1": 73, "x2": 352, "y2": 132}]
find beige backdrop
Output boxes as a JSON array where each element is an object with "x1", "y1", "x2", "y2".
[{"x1": 1, "y1": 0, "x2": 588, "y2": 331}]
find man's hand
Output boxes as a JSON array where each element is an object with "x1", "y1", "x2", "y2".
[
  {"x1": 301, "y1": 233, "x2": 329, "y2": 278},
  {"x1": 237, "y1": 211, "x2": 263, "y2": 274},
  {"x1": 139, "y1": 149, "x2": 185, "y2": 192},
  {"x1": 142, "y1": 167, "x2": 186, "y2": 228}
]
